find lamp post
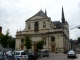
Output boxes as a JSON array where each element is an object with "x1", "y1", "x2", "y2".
[
  {"x1": 70, "y1": 26, "x2": 80, "y2": 30},
  {"x1": 70, "y1": 25, "x2": 80, "y2": 51}
]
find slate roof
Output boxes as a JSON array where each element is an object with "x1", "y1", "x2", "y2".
[
  {"x1": 53, "y1": 21, "x2": 64, "y2": 28},
  {"x1": 35, "y1": 10, "x2": 47, "y2": 17}
]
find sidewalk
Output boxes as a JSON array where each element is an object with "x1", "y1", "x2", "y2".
[
  {"x1": 49, "y1": 52, "x2": 65, "y2": 55},
  {"x1": 74, "y1": 54, "x2": 80, "y2": 60}
]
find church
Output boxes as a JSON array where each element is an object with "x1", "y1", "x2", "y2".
[{"x1": 15, "y1": 7, "x2": 71, "y2": 53}]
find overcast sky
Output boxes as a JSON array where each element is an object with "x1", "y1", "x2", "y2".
[{"x1": 0, "y1": 0, "x2": 80, "y2": 40}]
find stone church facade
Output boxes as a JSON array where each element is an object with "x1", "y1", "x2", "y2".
[{"x1": 15, "y1": 7, "x2": 71, "y2": 53}]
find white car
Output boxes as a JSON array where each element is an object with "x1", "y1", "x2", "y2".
[
  {"x1": 13, "y1": 50, "x2": 28, "y2": 60},
  {"x1": 6, "y1": 51, "x2": 13, "y2": 57},
  {"x1": 67, "y1": 50, "x2": 76, "y2": 58}
]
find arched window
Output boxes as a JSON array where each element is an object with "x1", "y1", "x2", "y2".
[
  {"x1": 51, "y1": 37, "x2": 55, "y2": 41},
  {"x1": 43, "y1": 37, "x2": 46, "y2": 45},
  {"x1": 34, "y1": 22, "x2": 39, "y2": 32},
  {"x1": 21, "y1": 39, "x2": 24, "y2": 43},
  {"x1": 43, "y1": 21, "x2": 46, "y2": 28},
  {"x1": 28, "y1": 23, "x2": 30, "y2": 29}
]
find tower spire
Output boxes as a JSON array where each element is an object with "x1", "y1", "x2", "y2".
[
  {"x1": 45, "y1": 8, "x2": 47, "y2": 17},
  {"x1": 61, "y1": 6, "x2": 65, "y2": 23}
]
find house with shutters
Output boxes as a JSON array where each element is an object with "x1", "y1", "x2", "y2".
[{"x1": 15, "y1": 7, "x2": 71, "y2": 53}]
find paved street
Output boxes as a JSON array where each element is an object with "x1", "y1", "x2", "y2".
[
  {"x1": 74, "y1": 54, "x2": 80, "y2": 60},
  {"x1": 6, "y1": 53, "x2": 80, "y2": 60},
  {"x1": 37, "y1": 53, "x2": 80, "y2": 60}
]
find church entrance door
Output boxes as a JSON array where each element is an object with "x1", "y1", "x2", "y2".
[
  {"x1": 51, "y1": 45, "x2": 55, "y2": 52},
  {"x1": 21, "y1": 46, "x2": 24, "y2": 50},
  {"x1": 34, "y1": 44, "x2": 37, "y2": 52}
]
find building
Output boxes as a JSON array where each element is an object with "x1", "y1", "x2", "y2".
[
  {"x1": 0, "y1": 26, "x2": 2, "y2": 33},
  {"x1": 15, "y1": 7, "x2": 71, "y2": 53},
  {"x1": 0, "y1": 26, "x2": 3, "y2": 51},
  {"x1": 70, "y1": 39, "x2": 80, "y2": 53}
]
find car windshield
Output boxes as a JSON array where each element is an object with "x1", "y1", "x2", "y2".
[
  {"x1": 38, "y1": 51, "x2": 43, "y2": 53},
  {"x1": 14, "y1": 52, "x2": 20, "y2": 55},
  {"x1": 21, "y1": 52, "x2": 27, "y2": 55},
  {"x1": 0, "y1": 52, "x2": 2, "y2": 56},
  {"x1": 38, "y1": 50, "x2": 49, "y2": 53},
  {"x1": 68, "y1": 51, "x2": 75, "y2": 54},
  {"x1": 44, "y1": 50, "x2": 49, "y2": 53}
]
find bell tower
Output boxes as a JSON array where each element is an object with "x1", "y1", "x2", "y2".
[{"x1": 61, "y1": 6, "x2": 65, "y2": 23}]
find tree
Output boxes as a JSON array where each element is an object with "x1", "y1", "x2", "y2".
[
  {"x1": 78, "y1": 37, "x2": 80, "y2": 42},
  {"x1": 8, "y1": 37, "x2": 15, "y2": 50},
  {"x1": 24, "y1": 34, "x2": 32, "y2": 50},
  {"x1": 37, "y1": 40, "x2": 44, "y2": 50},
  {"x1": 0, "y1": 29, "x2": 10, "y2": 48},
  {"x1": 0, "y1": 33, "x2": 4, "y2": 45}
]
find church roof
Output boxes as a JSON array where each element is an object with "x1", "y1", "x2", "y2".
[
  {"x1": 61, "y1": 6, "x2": 65, "y2": 23},
  {"x1": 25, "y1": 9, "x2": 49, "y2": 21},
  {"x1": 53, "y1": 21, "x2": 64, "y2": 28},
  {"x1": 35, "y1": 10, "x2": 47, "y2": 17}
]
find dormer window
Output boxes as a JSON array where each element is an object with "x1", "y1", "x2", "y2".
[
  {"x1": 28, "y1": 23, "x2": 30, "y2": 29},
  {"x1": 43, "y1": 21, "x2": 46, "y2": 28}
]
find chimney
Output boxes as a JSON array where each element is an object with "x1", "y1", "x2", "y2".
[{"x1": 0, "y1": 26, "x2": 2, "y2": 33}]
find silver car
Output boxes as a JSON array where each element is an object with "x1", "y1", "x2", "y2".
[
  {"x1": 67, "y1": 50, "x2": 76, "y2": 58},
  {"x1": 0, "y1": 52, "x2": 3, "y2": 60},
  {"x1": 38, "y1": 50, "x2": 49, "y2": 57},
  {"x1": 0, "y1": 51, "x2": 8, "y2": 60},
  {"x1": 13, "y1": 50, "x2": 28, "y2": 60}
]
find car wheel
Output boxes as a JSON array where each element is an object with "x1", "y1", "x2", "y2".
[
  {"x1": 41, "y1": 55, "x2": 42, "y2": 57},
  {"x1": 67, "y1": 56, "x2": 69, "y2": 58},
  {"x1": 17, "y1": 58, "x2": 20, "y2": 60},
  {"x1": 47, "y1": 55, "x2": 49, "y2": 57},
  {"x1": 42, "y1": 55, "x2": 45, "y2": 57},
  {"x1": 75, "y1": 56, "x2": 76, "y2": 58}
]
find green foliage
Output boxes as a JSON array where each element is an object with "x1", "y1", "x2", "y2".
[
  {"x1": 8, "y1": 37, "x2": 15, "y2": 50},
  {"x1": 0, "y1": 29, "x2": 15, "y2": 48},
  {"x1": 0, "y1": 33, "x2": 9, "y2": 48},
  {"x1": 24, "y1": 34, "x2": 32, "y2": 50},
  {"x1": 78, "y1": 37, "x2": 80, "y2": 42},
  {"x1": 0, "y1": 30, "x2": 9, "y2": 48},
  {"x1": 37, "y1": 40, "x2": 44, "y2": 50},
  {"x1": 0, "y1": 33, "x2": 4, "y2": 44}
]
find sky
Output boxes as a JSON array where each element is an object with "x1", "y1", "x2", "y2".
[{"x1": 0, "y1": 0, "x2": 80, "y2": 40}]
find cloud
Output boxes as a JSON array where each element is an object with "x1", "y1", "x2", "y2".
[{"x1": 0, "y1": 0, "x2": 80, "y2": 39}]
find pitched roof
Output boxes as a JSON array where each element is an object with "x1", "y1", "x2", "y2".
[
  {"x1": 35, "y1": 10, "x2": 47, "y2": 17},
  {"x1": 25, "y1": 10, "x2": 49, "y2": 22},
  {"x1": 53, "y1": 21, "x2": 64, "y2": 28}
]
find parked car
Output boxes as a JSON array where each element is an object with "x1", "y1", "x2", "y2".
[
  {"x1": 67, "y1": 50, "x2": 76, "y2": 58},
  {"x1": 0, "y1": 51, "x2": 8, "y2": 60},
  {"x1": 13, "y1": 50, "x2": 28, "y2": 60},
  {"x1": 0, "y1": 52, "x2": 3, "y2": 60},
  {"x1": 27, "y1": 52, "x2": 36, "y2": 60},
  {"x1": 31, "y1": 52, "x2": 40, "y2": 59},
  {"x1": 6, "y1": 51, "x2": 13, "y2": 57},
  {"x1": 38, "y1": 50, "x2": 49, "y2": 57}
]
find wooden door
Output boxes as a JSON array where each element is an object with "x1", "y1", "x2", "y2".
[
  {"x1": 51, "y1": 45, "x2": 55, "y2": 52},
  {"x1": 21, "y1": 46, "x2": 24, "y2": 50},
  {"x1": 34, "y1": 44, "x2": 37, "y2": 52}
]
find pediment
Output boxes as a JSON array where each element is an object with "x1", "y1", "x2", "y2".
[
  {"x1": 30, "y1": 16, "x2": 45, "y2": 20},
  {"x1": 26, "y1": 10, "x2": 49, "y2": 22},
  {"x1": 26, "y1": 15, "x2": 47, "y2": 22}
]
